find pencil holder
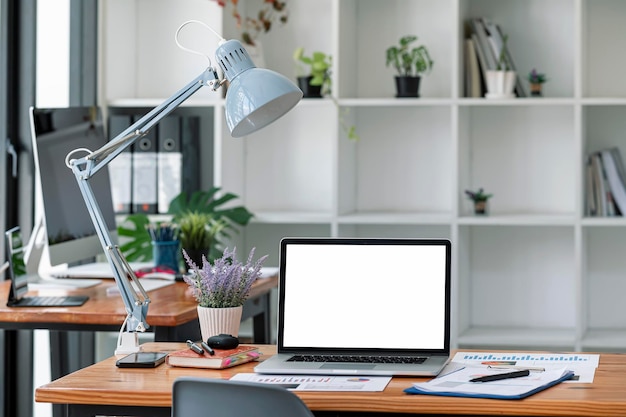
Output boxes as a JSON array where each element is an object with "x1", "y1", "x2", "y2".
[{"x1": 152, "y1": 240, "x2": 181, "y2": 272}]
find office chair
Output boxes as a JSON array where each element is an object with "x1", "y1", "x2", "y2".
[{"x1": 171, "y1": 377, "x2": 315, "y2": 417}]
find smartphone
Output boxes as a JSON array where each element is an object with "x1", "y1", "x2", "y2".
[{"x1": 115, "y1": 352, "x2": 168, "y2": 368}]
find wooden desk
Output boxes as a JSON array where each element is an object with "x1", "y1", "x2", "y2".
[
  {"x1": 0, "y1": 275, "x2": 277, "y2": 340},
  {"x1": 36, "y1": 342, "x2": 626, "y2": 417},
  {"x1": 1, "y1": 276, "x2": 277, "y2": 417}
]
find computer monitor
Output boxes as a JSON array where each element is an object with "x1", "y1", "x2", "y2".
[{"x1": 30, "y1": 106, "x2": 118, "y2": 268}]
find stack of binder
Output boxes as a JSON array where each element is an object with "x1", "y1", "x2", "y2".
[{"x1": 107, "y1": 114, "x2": 201, "y2": 215}]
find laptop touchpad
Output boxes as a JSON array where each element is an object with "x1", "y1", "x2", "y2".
[{"x1": 321, "y1": 363, "x2": 376, "y2": 370}]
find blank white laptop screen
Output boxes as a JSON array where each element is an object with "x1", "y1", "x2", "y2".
[{"x1": 280, "y1": 241, "x2": 448, "y2": 351}]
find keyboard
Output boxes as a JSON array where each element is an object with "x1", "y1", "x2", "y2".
[
  {"x1": 287, "y1": 355, "x2": 427, "y2": 364},
  {"x1": 9, "y1": 295, "x2": 89, "y2": 307}
]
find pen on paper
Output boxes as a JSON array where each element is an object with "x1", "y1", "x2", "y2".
[
  {"x1": 488, "y1": 365, "x2": 545, "y2": 372},
  {"x1": 469, "y1": 369, "x2": 530, "y2": 383}
]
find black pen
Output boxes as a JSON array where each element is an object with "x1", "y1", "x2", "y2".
[
  {"x1": 469, "y1": 369, "x2": 530, "y2": 383},
  {"x1": 201, "y1": 341, "x2": 215, "y2": 356}
]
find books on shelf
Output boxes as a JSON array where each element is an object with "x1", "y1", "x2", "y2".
[
  {"x1": 464, "y1": 17, "x2": 527, "y2": 98},
  {"x1": 166, "y1": 345, "x2": 262, "y2": 369},
  {"x1": 585, "y1": 148, "x2": 626, "y2": 217},
  {"x1": 464, "y1": 39, "x2": 482, "y2": 98}
]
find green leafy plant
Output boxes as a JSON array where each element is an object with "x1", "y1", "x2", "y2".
[
  {"x1": 178, "y1": 212, "x2": 227, "y2": 254},
  {"x1": 385, "y1": 35, "x2": 434, "y2": 77},
  {"x1": 118, "y1": 187, "x2": 253, "y2": 262},
  {"x1": 527, "y1": 68, "x2": 547, "y2": 84},
  {"x1": 496, "y1": 34, "x2": 511, "y2": 71},
  {"x1": 293, "y1": 47, "x2": 332, "y2": 94},
  {"x1": 293, "y1": 47, "x2": 358, "y2": 141},
  {"x1": 465, "y1": 188, "x2": 493, "y2": 202}
]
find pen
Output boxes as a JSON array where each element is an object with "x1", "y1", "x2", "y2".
[
  {"x1": 488, "y1": 365, "x2": 545, "y2": 372},
  {"x1": 186, "y1": 340, "x2": 204, "y2": 355},
  {"x1": 469, "y1": 369, "x2": 530, "y2": 383},
  {"x1": 200, "y1": 341, "x2": 215, "y2": 355}
]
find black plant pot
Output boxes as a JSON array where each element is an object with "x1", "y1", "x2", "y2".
[
  {"x1": 394, "y1": 76, "x2": 421, "y2": 98},
  {"x1": 297, "y1": 76, "x2": 323, "y2": 98}
]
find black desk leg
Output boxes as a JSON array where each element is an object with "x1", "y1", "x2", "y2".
[
  {"x1": 251, "y1": 293, "x2": 271, "y2": 344},
  {"x1": 153, "y1": 319, "x2": 201, "y2": 343},
  {"x1": 2, "y1": 329, "x2": 34, "y2": 417},
  {"x1": 49, "y1": 331, "x2": 95, "y2": 417}
]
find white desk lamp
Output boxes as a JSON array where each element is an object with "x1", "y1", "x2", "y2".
[{"x1": 64, "y1": 21, "x2": 302, "y2": 354}]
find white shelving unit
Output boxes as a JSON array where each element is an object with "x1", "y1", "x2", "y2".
[{"x1": 102, "y1": 0, "x2": 626, "y2": 352}]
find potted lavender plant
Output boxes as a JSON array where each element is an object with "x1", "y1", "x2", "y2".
[{"x1": 183, "y1": 247, "x2": 268, "y2": 340}]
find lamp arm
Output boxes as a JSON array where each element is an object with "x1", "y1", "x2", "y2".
[{"x1": 66, "y1": 67, "x2": 221, "y2": 334}]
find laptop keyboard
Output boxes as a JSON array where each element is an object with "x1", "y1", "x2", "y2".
[
  {"x1": 14, "y1": 296, "x2": 85, "y2": 307},
  {"x1": 287, "y1": 355, "x2": 428, "y2": 364}
]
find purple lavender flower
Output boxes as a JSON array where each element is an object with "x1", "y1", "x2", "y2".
[{"x1": 183, "y1": 247, "x2": 268, "y2": 308}]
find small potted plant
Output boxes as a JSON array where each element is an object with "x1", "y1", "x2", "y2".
[
  {"x1": 385, "y1": 35, "x2": 434, "y2": 98},
  {"x1": 178, "y1": 212, "x2": 227, "y2": 269},
  {"x1": 465, "y1": 188, "x2": 493, "y2": 215},
  {"x1": 527, "y1": 68, "x2": 547, "y2": 97},
  {"x1": 183, "y1": 247, "x2": 268, "y2": 340},
  {"x1": 293, "y1": 47, "x2": 332, "y2": 98},
  {"x1": 485, "y1": 34, "x2": 516, "y2": 99}
]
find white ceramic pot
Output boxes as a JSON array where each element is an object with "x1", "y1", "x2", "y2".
[
  {"x1": 197, "y1": 305, "x2": 243, "y2": 341},
  {"x1": 485, "y1": 70, "x2": 516, "y2": 99}
]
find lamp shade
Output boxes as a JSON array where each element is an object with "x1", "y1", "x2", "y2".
[{"x1": 215, "y1": 40, "x2": 303, "y2": 137}]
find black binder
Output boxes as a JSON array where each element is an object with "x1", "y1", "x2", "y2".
[{"x1": 157, "y1": 115, "x2": 182, "y2": 213}]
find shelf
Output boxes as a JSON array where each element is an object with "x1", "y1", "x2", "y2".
[
  {"x1": 581, "y1": 330, "x2": 626, "y2": 352},
  {"x1": 458, "y1": 327, "x2": 577, "y2": 350},
  {"x1": 458, "y1": 214, "x2": 577, "y2": 226},
  {"x1": 103, "y1": 0, "x2": 626, "y2": 352},
  {"x1": 251, "y1": 211, "x2": 334, "y2": 224},
  {"x1": 338, "y1": 211, "x2": 452, "y2": 225}
]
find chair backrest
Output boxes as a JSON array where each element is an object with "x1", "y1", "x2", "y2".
[{"x1": 171, "y1": 377, "x2": 315, "y2": 417}]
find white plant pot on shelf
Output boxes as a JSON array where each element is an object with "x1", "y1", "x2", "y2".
[{"x1": 485, "y1": 70, "x2": 516, "y2": 99}]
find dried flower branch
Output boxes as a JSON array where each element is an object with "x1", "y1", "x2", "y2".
[{"x1": 214, "y1": 0, "x2": 288, "y2": 46}]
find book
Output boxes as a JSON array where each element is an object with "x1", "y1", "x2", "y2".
[
  {"x1": 585, "y1": 154, "x2": 596, "y2": 216},
  {"x1": 600, "y1": 148, "x2": 626, "y2": 215},
  {"x1": 166, "y1": 345, "x2": 262, "y2": 369},
  {"x1": 469, "y1": 18, "x2": 497, "y2": 71},
  {"x1": 590, "y1": 153, "x2": 607, "y2": 216},
  {"x1": 464, "y1": 38, "x2": 482, "y2": 97},
  {"x1": 482, "y1": 17, "x2": 527, "y2": 97},
  {"x1": 470, "y1": 33, "x2": 488, "y2": 96}
]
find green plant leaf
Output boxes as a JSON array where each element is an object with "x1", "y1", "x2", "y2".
[
  {"x1": 118, "y1": 188, "x2": 254, "y2": 262},
  {"x1": 117, "y1": 213, "x2": 152, "y2": 261}
]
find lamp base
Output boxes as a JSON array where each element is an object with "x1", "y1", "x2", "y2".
[{"x1": 115, "y1": 331, "x2": 140, "y2": 355}]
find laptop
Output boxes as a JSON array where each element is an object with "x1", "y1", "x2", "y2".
[
  {"x1": 254, "y1": 237, "x2": 451, "y2": 376},
  {"x1": 4, "y1": 227, "x2": 89, "y2": 307}
]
